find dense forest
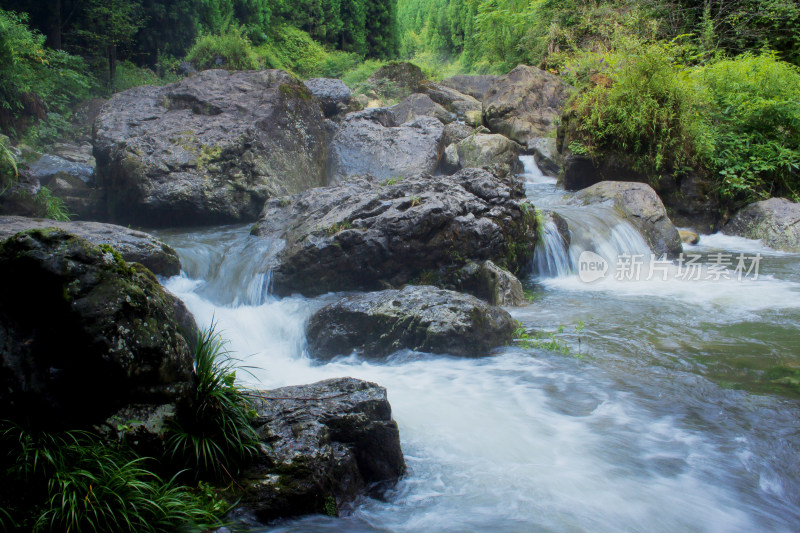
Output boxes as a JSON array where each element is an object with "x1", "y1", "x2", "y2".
[{"x1": 1, "y1": 0, "x2": 799, "y2": 207}]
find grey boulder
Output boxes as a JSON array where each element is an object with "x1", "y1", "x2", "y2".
[
  {"x1": 723, "y1": 198, "x2": 800, "y2": 252},
  {"x1": 306, "y1": 285, "x2": 516, "y2": 359}
]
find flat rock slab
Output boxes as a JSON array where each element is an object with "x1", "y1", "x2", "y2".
[
  {"x1": 94, "y1": 69, "x2": 327, "y2": 227},
  {"x1": 252, "y1": 168, "x2": 538, "y2": 297},
  {"x1": 0, "y1": 216, "x2": 181, "y2": 276},
  {"x1": 307, "y1": 285, "x2": 516, "y2": 359},
  {"x1": 723, "y1": 197, "x2": 800, "y2": 252},
  {"x1": 572, "y1": 181, "x2": 683, "y2": 257},
  {"x1": 241, "y1": 377, "x2": 405, "y2": 521}
]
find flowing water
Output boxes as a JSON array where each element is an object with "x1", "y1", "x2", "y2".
[{"x1": 159, "y1": 158, "x2": 800, "y2": 532}]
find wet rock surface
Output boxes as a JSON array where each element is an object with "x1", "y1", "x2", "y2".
[
  {"x1": 306, "y1": 285, "x2": 516, "y2": 359},
  {"x1": 252, "y1": 168, "x2": 538, "y2": 296},
  {"x1": 241, "y1": 377, "x2": 405, "y2": 521}
]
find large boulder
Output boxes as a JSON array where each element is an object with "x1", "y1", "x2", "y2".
[
  {"x1": 418, "y1": 81, "x2": 482, "y2": 125},
  {"x1": 723, "y1": 198, "x2": 800, "y2": 252},
  {"x1": 0, "y1": 216, "x2": 181, "y2": 276},
  {"x1": 441, "y1": 74, "x2": 499, "y2": 100},
  {"x1": 365, "y1": 62, "x2": 426, "y2": 100},
  {"x1": 451, "y1": 133, "x2": 522, "y2": 177},
  {"x1": 0, "y1": 229, "x2": 195, "y2": 429},
  {"x1": 390, "y1": 93, "x2": 454, "y2": 124},
  {"x1": 483, "y1": 65, "x2": 570, "y2": 148},
  {"x1": 572, "y1": 181, "x2": 683, "y2": 257},
  {"x1": 306, "y1": 286, "x2": 516, "y2": 359},
  {"x1": 93, "y1": 69, "x2": 327, "y2": 227},
  {"x1": 442, "y1": 122, "x2": 476, "y2": 147},
  {"x1": 327, "y1": 109, "x2": 444, "y2": 183},
  {"x1": 241, "y1": 378, "x2": 405, "y2": 520},
  {"x1": 304, "y1": 77, "x2": 353, "y2": 118},
  {"x1": 252, "y1": 168, "x2": 538, "y2": 296}
]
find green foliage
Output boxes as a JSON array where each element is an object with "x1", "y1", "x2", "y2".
[
  {"x1": 695, "y1": 53, "x2": 800, "y2": 202},
  {"x1": 514, "y1": 322, "x2": 571, "y2": 355},
  {"x1": 34, "y1": 186, "x2": 70, "y2": 221},
  {"x1": 112, "y1": 60, "x2": 165, "y2": 92},
  {"x1": 0, "y1": 9, "x2": 92, "y2": 133},
  {"x1": 257, "y1": 25, "x2": 327, "y2": 77},
  {"x1": 0, "y1": 135, "x2": 17, "y2": 190},
  {"x1": 568, "y1": 40, "x2": 712, "y2": 181},
  {"x1": 0, "y1": 422, "x2": 221, "y2": 532},
  {"x1": 166, "y1": 323, "x2": 259, "y2": 481},
  {"x1": 340, "y1": 58, "x2": 386, "y2": 87},
  {"x1": 186, "y1": 27, "x2": 260, "y2": 71}
]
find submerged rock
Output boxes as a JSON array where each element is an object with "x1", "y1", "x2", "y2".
[
  {"x1": 572, "y1": 181, "x2": 683, "y2": 257},
  {"x1": 483, "y1": 65, "x2": 570, "y2": 147},
  {"x1": 241, "y1": 377, "x2": 405, "y2": 520},
  {"x1": 327, "y1": 109, "x2": 444, "y2": 183},
  {"x1": 679, "y1": 229, "x2": 700, "y2": 245},
  {"x1": 306, "y1": 285, "x2": 516, "y2": 359},
  {"x1": 723, "y1": 198, "x2": 800, "y2": 252},
  {"x1": 94, "y1": 69, "x2": 327, "y2": 227},
  {"x1": 252, "y1": 168, "x2": 538, "y2": 296},
  {"x1": 0, "y1": 229, "x2": 195, "y2": 429},
  {"x1": 0, "y1": 216, "x2": 181, "y2": 276}
]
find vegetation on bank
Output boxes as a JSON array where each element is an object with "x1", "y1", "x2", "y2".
[{"x1": 0, "y1": 325, "x2": 258, "y2": 532}]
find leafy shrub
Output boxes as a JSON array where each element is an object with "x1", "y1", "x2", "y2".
[
  {"x1": 567, "y1": 41, "x2": 712, "y2": 181},
  {"x1": 0, "y1": 135, "x2": 16, "y2": 190},
  {"x1": 0, "y1": 423, "x2": 221, "y2": 532},
  {"x1": 166, "y1": 324, "x2": 259, "y2": 481},
  {"x1": 341, "y1": 59, "x2": 386, "y2": 89},
  {"x1": 0, "y1": 9, "x2": 92, "y2": 133},
  {"x1": 259, "y1": 25, "x2": 327, "y2": 78},
  {"x1": 34, "y1": 186, "x2": 70, "y2": 221},
  {"x1": 695, "y1": 52, "x2": 800, "y2": 202},
  {"x1": 186, "y1": 27, "x2": 260, "y2": 71},
  {"x1": 112, "y1": 60, "x2": 164, "y2": 92}
]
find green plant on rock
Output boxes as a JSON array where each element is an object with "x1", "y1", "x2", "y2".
[
  {"x1": 34, "y1": 186, "x2": 70, "y2": 221},
  {"x1": 166, "y1": 323, "x2": 259, "y2": 481},
  {"x1": 0, "y1": 136, "x2": 17, "y2": 192},
  {"x1": 186, "y1": 27, "x2": 260, "y2": 71},
  {"x1": 322, "y1": 221, "x2": 353, "y2": 236},
  {"x1": 0, "y1": 422, "x2": 221, "y2": 532}
]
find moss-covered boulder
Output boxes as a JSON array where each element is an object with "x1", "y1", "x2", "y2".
[
  {"x1": 450, "y1": 133, "x2": 523, "y2": 178},
  {"x1": 93, "y1": 69, "x2": 327, "y2": 227},
  {"x1": 307, "y1": 286, "x2": 516, "y2": 359},
  {"x1": 0, "y1": 229, "x2": 195, "y2": 429}
]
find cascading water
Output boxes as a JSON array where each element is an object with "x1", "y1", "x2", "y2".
[{"x1": 157, "y1": 156, "x2": 800, "y2": 532}]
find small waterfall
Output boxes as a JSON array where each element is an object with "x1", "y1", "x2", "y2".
[
  {"x1": 533, "y1": 219, "x2": 572, "y2": 277},
  {"x1": 520, "y1": 155, "x2": 557, "y2": 185},
  {"x1": 159, "y1": 225, "x2": 283, "y2": 306}
]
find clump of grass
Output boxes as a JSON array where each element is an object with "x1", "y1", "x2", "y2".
[
  {"x1": 166, "y1": 323, "x2": 259, "y2": 481},
  {"x1": 34, "y1": 186, "x2": 70, "y2": 221},
  {"x1": 0, "y1": 422, "x2": 222, "y2": 532}
]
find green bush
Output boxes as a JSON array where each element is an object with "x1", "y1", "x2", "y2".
[
  {"x1": 696, "y1": 53, "x2": 800, "y2": 202},
  {"x1": 166, "y1": 324, "x2": 259, "y2": 481},
  {"x1": 258, "y1": 26, "x2": 327, "y2": 78},
  {"x1": 186, "y1": 27, "x2": 260, "y2": 71},
  {"x1": 0, "y1": 9, "x2": 92, "y2": 133},
  {"x1": 112, "y1": 61, "x2": 164, "y2": 93},
  {"x1": 0, "y1": 423, "x2": 222, "y2": 532},
  {"x1": 568, "y1": 41, "x2": 712, "y2": 181}
]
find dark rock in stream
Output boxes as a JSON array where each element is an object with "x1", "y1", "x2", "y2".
[
  {"x1": 572, "y1": 181, "x2": 683, "y2": 257},
  {"x1": 0, "y1": 229, "x2": 195, "y2": 429},
  {"x1": 0, "y1": 216, "x2": 181, "y2": 276},
  {"x1": 252, "y1": 168, "x2": 538, "y2": 297},
  {"x1": 93, "y1": 69, "x2": 327, "y2": 227},
  {"x1": 240, "y1": 377, "x2": 405, "y2": 521},
  {"x1": 307, "y1": 285, "x2": 516, "y2": 359}
]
